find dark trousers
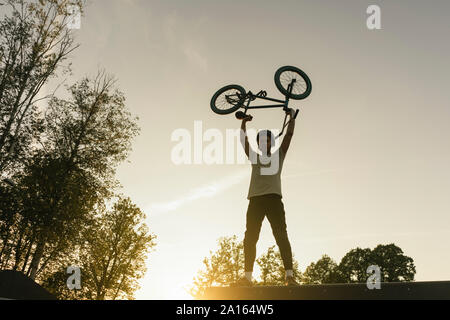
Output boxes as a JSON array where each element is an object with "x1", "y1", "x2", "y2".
[{"x1": 244, "y1": 193, "x2": 293, "y2": 272}]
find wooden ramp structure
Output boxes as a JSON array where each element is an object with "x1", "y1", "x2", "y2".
[{"x1": 202, "y1": 281, "x2": 450, "y2": 300}]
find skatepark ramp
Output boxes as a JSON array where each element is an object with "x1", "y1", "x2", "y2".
[
  {"x1": 202, "y1": 281, "x2": 450, "y2": 300},
  {"x1": 0, "y1": 270, "x2": 56, "y2": 300}
]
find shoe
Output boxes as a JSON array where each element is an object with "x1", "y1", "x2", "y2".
[
  {"x1": 285, "y1": 276, "x2": 299, "y2": 286},
  {"x1": 230, "y1": 277, "x2": 253, "y2": 287}
]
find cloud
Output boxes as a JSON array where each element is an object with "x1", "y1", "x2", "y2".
[
  {"x1": 283, "y1": 168, "x2": 336, "y2": 179},
  {"x1": 147, "y1": 169, "x2": 249, "y2": 216},
  {"x1": 183, "y1": 44, "x2": 208, "y2": 72},
  {"x1": 161, "y1": 12, "x2": 209, "y2": 72}
]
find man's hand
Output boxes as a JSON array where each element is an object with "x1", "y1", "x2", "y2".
[
  {"x1": 287, "y1": 108, "x2": 296, "y2": 119},
  {"x1": 235, "y1": 111, "x2": 253, "y2": 122},
  {"x1": 242, "y1": 114, "x2": 253, "y2": 122}
]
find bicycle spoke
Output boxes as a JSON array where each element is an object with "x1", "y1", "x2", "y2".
[
  {"x1": 280, "y1": 71, "x2": 307, "y2": 95},
  {"x1": 216, "y1": 90, "x2": 242, "y2": 110}
]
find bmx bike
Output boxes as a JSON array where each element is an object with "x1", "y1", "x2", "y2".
[{"x1": 210, "y1": 66, "x2": 312, "y2": 138}]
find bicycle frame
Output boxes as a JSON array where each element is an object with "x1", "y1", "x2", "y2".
[
  {"x1": 239, "y1": 79, "x2": 299, "y2": 139},
  {"x1": 241, "y1": 91, "x2": 288, "y2": 112},
  {"x1": 240, "y1": 78, "x2": 296, "y2": 113}
]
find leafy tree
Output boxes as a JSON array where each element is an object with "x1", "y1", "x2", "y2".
[
  {"x1": 307, "y1": 244, "x2": 416, "y2": 284},
  {"x1": 0, "y1": 1, "x2": 152, "y2": 300},
  {"x1": 302, "y1": 254, "x2": 341, "y2": 284},
  {"x1": 0, "y1": 0, "x2": 90, "y2": 280},
  {"x1": 42, "y1": 72, "x2": 139, "y2": 185},
  {"x1": 363, "y1": 244, "x2": 415, "y2": 282},
  {"x1": 190, "y1": 235, "x2": 244, "y2": 298},
  {"x1": 0, "y1": 72, "x2": 140, "y2": 280},
  {"x1": 0, "y1": 0, "x2": 84, "y2": 174},
  {"x1": 39, "y1": 256, "x2": 88, "y2": 300},
  {"x1": 191, "y1": 237, "x2": 302, "y2": 298},
  {"x1": 337, "y1": 247, "x2": 373, "y2": 283},
  {"x1": 256, "y1": 245, "x2": 301, "y2": 286},
  {"x1": 0, "y1": 181, "x2": 22, "y2": 269},
  {"x1": 42, "y1": 197, "x2": 156, "y2": 300},
  {"x1": 192, "y1": 240, "x2": 417, "y2": 296},
  {"x1": 2, "y1": 155, "x2": 99, "y2": 279}
]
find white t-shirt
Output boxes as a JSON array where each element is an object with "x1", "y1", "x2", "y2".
[{"x1": 247, "y1": 148, "x2": 285, "y2": 199}]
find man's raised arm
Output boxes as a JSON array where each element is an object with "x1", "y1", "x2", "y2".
[
  {"x1": 281, "y1": 109, "x2": 296, "y2": 155},
  {"x1": 240, "y1": 115, "x2": 253, "y2": 158}
]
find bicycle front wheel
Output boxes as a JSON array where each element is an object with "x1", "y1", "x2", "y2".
[
  {"x1": 274, "y1": 66, "x2": 312, "y2": 100},
  {"x1": 210, "y1": 84, "x2": 246, "y2": 115}
]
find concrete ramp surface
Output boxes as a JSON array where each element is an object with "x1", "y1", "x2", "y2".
[{"x1": 202, "y1": 281, "x2": 450, "y2": 300}]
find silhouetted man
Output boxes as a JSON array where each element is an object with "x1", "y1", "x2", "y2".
[{"x1": 237, "y1": 109, "x2": 298, "y2": 286}]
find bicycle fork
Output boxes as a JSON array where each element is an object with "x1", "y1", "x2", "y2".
[{"x1": 276, "y1": 79, "x2": 300, "y2": 139}]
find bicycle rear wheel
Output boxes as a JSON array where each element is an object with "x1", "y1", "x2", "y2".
[
  {"x1": 210, "y1": 84, "x2": 246, "y2": 115},
  {"x1": 274, "y1": 66, "x2": 312, "y2": 100}
]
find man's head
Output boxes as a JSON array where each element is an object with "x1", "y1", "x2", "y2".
[{"x1": 257, "y1": 130, "x2": 275, "y2": 154}]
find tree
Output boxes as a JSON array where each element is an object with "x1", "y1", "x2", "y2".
[
  {"x1": 0, "y1": 0, "x2": 91, "y2": 280},
  {"x1": 0, "y1": 72, "x2": 140, "y2": 280},
  {"x1": 302, "y1": 255, "x2": 341, "y2": 284},
  {"x1": 0, "y1": 0, "x2": 84, "y2": 174},
  {"x1": 302, "y1": 244, "x2": 416, "y2": 284},
  {"x1": 256, "y1": 245, "x2": 301, "y2": 286},
  {"x1": 0, "y1": 155, "x2": 99, "y2": 278},
  {"x1": 367, "y1": 244, "x2": 415, "y2": 282},
  {"x1": 0, "y1": 1, "x2": 152, "y2": 300},
  {"x1": 42, "y1": 72, "x2": 139, "y2": 185},
  {"x1": 31, "y1": 72, "x2": 139, "y2": 280},
  {"x1": 80, "y1": 197, "x2": 155, "y2": 300},
  {"x1": 190, "y1": 235, "x2": 244, "y2": 298},
  {"x1": 0, "y1": 180, "x2": 21, "y2": 269},
  {"x1": 337, "y1": 247, "x2": 373, "y2": 283},
  {"x1": 42, "y1": 197, "x2": 156, "y2": 300},
  {"x1": 190, "y1": 237, "x2": 302, "y2": 298},
  {"x1": 337, "y1": 244, "x2": 416, "y2": 283},
  {"x1": 192, "y1": 240, "x2": 417, "y2": 295},
  {"x1": 39, "y1": 255, "x2": 88, "y2": 300}
]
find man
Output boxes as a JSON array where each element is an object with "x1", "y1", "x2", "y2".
[{"x1": 236, "y1": 108, "x2": 298, "y2": 286}]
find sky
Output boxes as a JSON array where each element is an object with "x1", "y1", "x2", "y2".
[{"x1": 46, "y1": 0, "x2": 450, "y2": 299}]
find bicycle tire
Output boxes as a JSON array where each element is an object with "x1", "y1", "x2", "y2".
[
  {"x1": 210, "y1": 84, "x2": 247, "y2": 115},
  {"x1": 274, "y1": 66, "x2": 312, "y2": 100}
]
